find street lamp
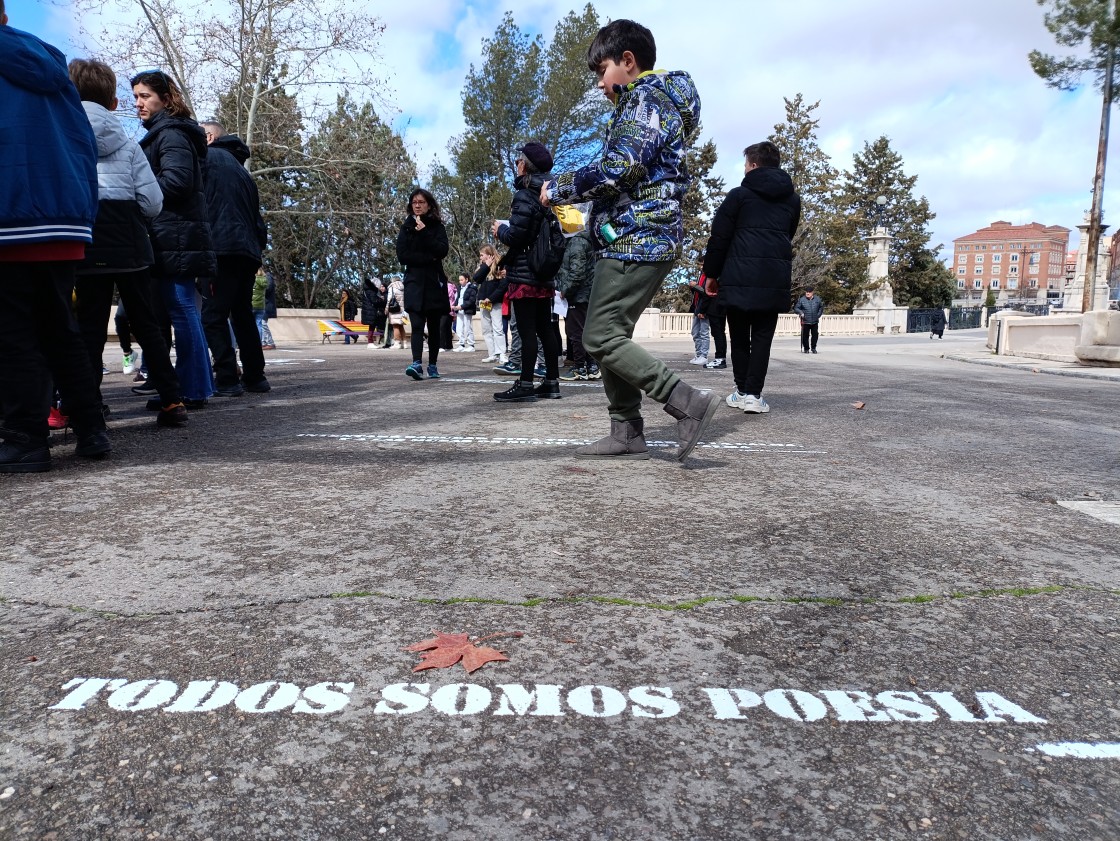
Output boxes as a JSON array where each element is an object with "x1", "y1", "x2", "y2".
[{"x1": 874, "y1": 195, "x2": 888, "y2": 229}]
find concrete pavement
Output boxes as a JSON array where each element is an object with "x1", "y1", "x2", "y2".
[{"x1": 1, "y1": 330, "x2": 1118, "y2": 839}]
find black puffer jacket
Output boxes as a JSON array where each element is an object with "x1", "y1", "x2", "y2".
[
  {"x1": 456, "y1": 281, "x2": 478, "y2": 315},
  {"x1": 703, "y1": 166, "x2": 801, "y2": 312},
  {"x1": 498, "y1": 171, "x2": 551, "y2": 287},
  {"x1": 138, "y1": 110, "x2": 216, "y2": 279},
  {"x1": 396, "y1": 213, "x2": 450, "y2": 314},
  {"x1": 474, "y1": 263, "x2": 509, "y2": 305},
  {"x1": 554, "y1": 230, "x2": 594, "y2": 305},
  {"x1": 202, "y1": 135, "x2": 267, "y2": 261},
  {"x1": 794, "y1": 293, "x2": 824, "y2": 323},
  {"x1": 361, "y1": 278, "x2": 385, "y2": 325}
]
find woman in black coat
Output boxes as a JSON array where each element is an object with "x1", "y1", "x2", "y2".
[
  {"x1": 131, "y1": 70, "x2": 216, "y2": 405},
  {"x1": 396, "y1": 188, "x2": 450, "y2": 380},
  {"x1": 361, "y1": 277, "x2": 387, "y2": 345}
]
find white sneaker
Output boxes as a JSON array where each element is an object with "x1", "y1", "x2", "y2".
[
  {"x1": 689, "y1": 356, "x2": 707, "y2": 365},
  {"x1": 452, "y1": 346, "x2": 465, "y2": 352},
  {"x1": 726, "y1": 389, "x2": 749, "y2": 410},
  {"x1": 499, "y1": 354, "x2": 509, "y2": 364},
  {"x1": 462, "y1": 347, "x2": 476, "y2": 352},
  {"x1": 705, "y1": 358, "x2": 726, "y2": 369},
  {"x1": 482, "y1": 354, "x2": 498, "y2": 363},
  {"x1": 122, "y1": 352, "x2": 137, "y2": 374},
  {"x1": 741, "y1": 394, "x2": 770, "y2": 414}
]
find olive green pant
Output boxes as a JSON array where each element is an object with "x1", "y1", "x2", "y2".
[{"x1": 583, "y1": 259, "x2": 680, "y2": 421}]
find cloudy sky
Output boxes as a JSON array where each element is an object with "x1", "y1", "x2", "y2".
[{"x1": 11, "y1": 0, "x2": 1118, "y2": 259}]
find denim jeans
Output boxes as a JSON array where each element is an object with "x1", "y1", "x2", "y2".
[
  {"x1": 691, "y1": 315, "x2": 710, "y2": 358},
  {"x1": 162, "y1": 277, "x2": 214, "y2": 401},
  {"x1": 254, "y1": 310, "x2": 274, "y2": 346}
]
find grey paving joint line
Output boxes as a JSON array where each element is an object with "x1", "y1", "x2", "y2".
[{"x1": 3, "y1": 583, "x2": 1115, "y2": 621}]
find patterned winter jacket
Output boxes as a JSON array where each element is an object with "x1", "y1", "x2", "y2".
[{"x1": 545, "y1": 70, "x2": 700, "y2": 263}]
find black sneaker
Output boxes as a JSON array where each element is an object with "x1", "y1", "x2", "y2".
[
  {"x1": 74, "y1": 430, "x2": 111, "y2": 459},
  {"x1": 183, "y1": 398, "x2": 208, "y2": 410},
  {"x1": 243, "y1": 377, "x2": 271, "y2": 393},
  {"x1": 0, "y1": 439, "x2": 51, "y2": 473},
  {"x1": 533, "y1": 379, "x2": 561, "y2": 399},
  {"x1": 559, "y1": 366, "x2": 587, "y2": 382},
  {"x1": 704, "y1": 358, "x2": 726, "y2": 369},
  {"x1": 533, "y1": 364, "x2": 547, "y2": 378},
  {"x1": 131, "y1": 380, "x2": 158, "y2": 395},
  {"x1": 494, "y1": 381, "x2": 538, "y2": 402},
  {"x1": 214, "y1": 383, "x2": 245, "y2": 397},
  {"x1": 586, "y1": 364, "x2": 601, "y2": 380}
]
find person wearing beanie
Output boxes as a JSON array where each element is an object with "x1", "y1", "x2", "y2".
[{"x1": 491, "y1": 142, "x2": 563, "y2": 403}]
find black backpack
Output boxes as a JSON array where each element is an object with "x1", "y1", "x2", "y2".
[{"x1": 527, "y1": 208, "x2": 567, "y2": 283}]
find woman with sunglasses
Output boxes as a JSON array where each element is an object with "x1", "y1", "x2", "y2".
[{"x1": 130, "y1": 70, "x2": 215, "y2": 408}]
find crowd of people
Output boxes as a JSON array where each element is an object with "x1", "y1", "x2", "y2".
[{"x1": 2, "y1": 11, "x2": 806, "y2": 473}]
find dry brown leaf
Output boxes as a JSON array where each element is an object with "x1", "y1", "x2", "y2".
[
  {"x1": 851, "y1": 401, "x2": 866, "y2": 410},
  {"x1": 570, "y1": 414, "x2": 588, "y2": 420},
  {"x1": 405, "y1": 630, "x2": 521, "y2": 674}
]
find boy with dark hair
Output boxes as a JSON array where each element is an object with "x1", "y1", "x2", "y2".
[
  {"x1": 0, "y1": 6, "x2": 111, "y2": 472},
  {"x1": 703, "y1": 141, "x2": 801, "y2": 415},
  {"x1": 69, "y1": 57, "x2": 189, "y2": 427},
  {"x1": 541, "y1": 19, "x2": 715, "y2": 462}
]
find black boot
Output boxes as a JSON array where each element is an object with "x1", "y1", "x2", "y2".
[
  {"x1": 533, "y1": 379, "x2": 561, "y2": 399},
  {"x1": 494, "y1": 380, "x2": 538, "y2": 402}
]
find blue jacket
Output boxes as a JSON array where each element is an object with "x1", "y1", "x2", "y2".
[
  {"x1": 545, "y1": 70, "x2": 700, "y2": 263},
  {"x1": 0, "y1": 26, "x2": 98, "y2": 249}
]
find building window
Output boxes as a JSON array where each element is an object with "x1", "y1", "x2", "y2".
[
  {"x1": 958, "y1": 245, "x2": 969, "y2": 251},
  {"x1": 1029, "y1": 279, "x2": 1038, "y2": 288},
  {"x1": 992, "y1": 254, "x2": 1001, "y2": 263},
  {"x1": 975, "y1": 255, "x2": 984, "y2": 263},
  {"x1": 957, "y1": 279, "x2": 966, "y2": 289},
  {"x1": 992, "y1": 266, "x2": 1001, "y2": 274},
  {"x1": 1029, "y1": 265, "x2": 1039, "y2": 274},
  {"x1": 957, "y1": 267, "x2": 966, "y2": 275},
  {"x1": 1008, "y1": 279, "x2": 1017, "y2": 289},
  {"x1": 1029, "y1": 253, "x2": 1039, "y2": 265},
  {"x1": 1009, "y1": 266, "x2": 1018, "y2": 275},
  {"x1": 974, "y1": 267, "x2": 983, "y2": 275},
  {"x1": 991, "y1": 279, "x2": 1000, "y2": 289},
  {"x1": 1009, "y1": 253, "x2": 1019, "y2": 262},
  {"x1": 992, "y1": 244, "x2": 1003, "y2": 250},
  {"x1": 973, "y1": 279, "x2": 982, "y2": 289},
  {"x1": 958, "y1": 255, "x2": 967, "y2": 264},
  {"x1": 977, "y1": 245, "x2": 987, "y2": 250}
]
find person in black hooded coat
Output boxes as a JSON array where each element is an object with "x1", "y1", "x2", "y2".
[
  {"x1": 703, "y1": 141, "x2": 800, "y2": 414},
  {"x1": 131, "y1": 70, "x2": 216, "y2": 405},
  {"x1": 198, "y1": 121, "x2": 270, "y2": 396}
]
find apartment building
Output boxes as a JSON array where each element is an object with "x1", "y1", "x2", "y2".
[{"x1": 951, "y1": 221, "x2": 1069, "y2": 299}]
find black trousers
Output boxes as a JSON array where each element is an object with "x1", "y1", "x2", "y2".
[
  {"x1": 76, "y1": 268, "x2": 182, "y2": 406},
  {"x1": 564, "y1": 301, "x2": 588, "y2": 366},
  {"x1": 726, "y1": 308, "x2": 779, "y2": 397},
  {"x1": 512, "y1": 297, "x2": 559, "y2": 383},
  {"x1": 801, "y1": 322, "x2": 819, "y2": 352},
  {"x1": 201, "y1": 255, "x2": 266, "y2": 388},
  {"x1": 408, "y1": 310, "x2": 443, "y2": 364},
  {"x1": 708, "y1": 310, "x2": 727, "y2": 359},
  {"x1": 0, "y1": 261, "x2": 106, "y2": 442}
]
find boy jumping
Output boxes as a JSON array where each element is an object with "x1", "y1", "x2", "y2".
[{"x1": 541, "y1": 19, "x2": 715, "y2": 462}]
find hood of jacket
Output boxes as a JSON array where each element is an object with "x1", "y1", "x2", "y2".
[
  {"x1": 742, "y1": 166, "x2": 795, "y2": 201},
  {"x1": 211, "y1": 133, "x2": 251, "y2": 164},
  {"x1": 141, "y1": 109, "x2": 209, "y2": 158},
  {"x1": 0, "y1": 26, "x2": 71, "y2": 95},
  {"x1": 618, "y1": 70, "x2": 700, "y2": 143},
  {"x1": 82, "y1": 100, "x2": 131, "y2": 157}
]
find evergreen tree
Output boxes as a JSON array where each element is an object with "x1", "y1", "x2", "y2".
[
  {"x1": 836, "y1": 136, "x2": 951, "y2": 309},
  {"x1": 767, "y1": 94, "x2": 849, "y2": 308}
]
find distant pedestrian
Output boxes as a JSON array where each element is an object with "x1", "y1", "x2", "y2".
[
  {"x1": 361, "y1": 276, "x2": 386, "y2": 347},
  {"x1": 930, "y1": 307, "x2": 946, "y2": 339},
  {"x1": 794, "y1": 287, "x2": 823, "y2": 354},
  {"x1": 131, "y1": 69, "x2": 217, "y2": 408},
  {"x1": 384, "y1": 276, "x2": 406, "y2": 348},
  {"x1": 452, "y1": 272, "x2": 478, "y2": 352},
  {"x1": 474, "y1": 244, "x2": 508, "y2": 364},
  {"x1": 556, "y1": 229, "x2": 595, "y2": 381},
  {"x1": 705, "y1": 273, "x2": 727, "y2": 369},
  {"x1": 253, "y1": 266, "x2": 276, "y2": 349},
  {"x1": 396, "y1": 188, "x2": 450, "y2": 380},
  {"x1": 198, "y1": 120, "x2": 270, "y2": 395},
  {"x1": 687, "y1": 273, "x2": 711, "y2": 365},
  {"x1": 703, "y1": 141, "x2": 801, "y2": 415}
]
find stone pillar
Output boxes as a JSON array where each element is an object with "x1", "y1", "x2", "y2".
[
  {"x1": 1064, "y1": 217, "x2": 1111, "y2": 313},
  {"x1": 853, "y1": 227, "x2": 904, "y2": 332}
]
